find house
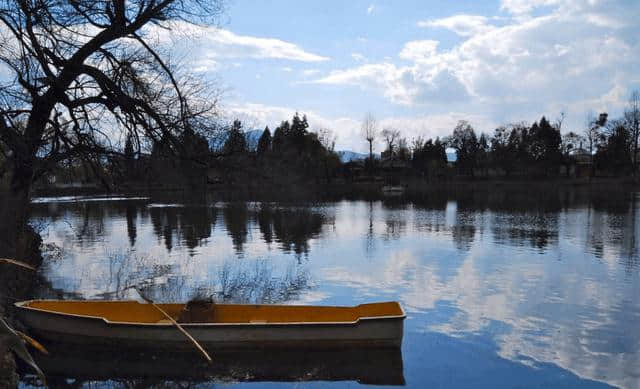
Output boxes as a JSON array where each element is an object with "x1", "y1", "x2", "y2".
[{"x1": 568, "y1": 147, "x2": 592, "y2": 177}]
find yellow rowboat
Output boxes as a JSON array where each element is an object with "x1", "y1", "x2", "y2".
[{"x1": 15, "y1": 300, "x2": 405, "y2": 349}]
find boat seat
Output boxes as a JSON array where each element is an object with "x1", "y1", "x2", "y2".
[
  {"x1": 177, "y1": 300, "x2": 215, "y2": 323},
  {"x1": 156, "y1": 319, "x2": 173, "y2": 324}
]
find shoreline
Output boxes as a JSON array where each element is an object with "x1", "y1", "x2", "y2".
[{"x1": 32, "y1": 176, "x2": 640, "y2": 200}]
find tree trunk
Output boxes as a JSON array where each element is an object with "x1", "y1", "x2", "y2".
[
  {"x1": 634, "y1": 126, "x2": 638, "y2": 177},
  {"x1": 0, "y1": 160, "x2": 42, "y2": 389},
  {"x1": 3, "y1": 156, "x2": 38, "y2": 266}
]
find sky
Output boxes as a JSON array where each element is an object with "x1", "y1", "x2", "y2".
[{"x1": 120, "y1": 1, "x2": 640, "y2": 152}]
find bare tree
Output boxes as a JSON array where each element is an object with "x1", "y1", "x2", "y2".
[
  {"x1": 381, "y1": 127, "x2": 400, "y2": 155},
  {"x1": 411, "y1": 136, "x2": 425, "y2": 155},
  {"x1": 584, "y1": 112, "x2": 608, "y2": 176},
  {"x1": 361, "y1": 113, "x2": 377, "y2": 161},
  {"x1": 0, "y1": 0, "x2": 224, "y2": 205},
  {"x1": 584, "y1": 112, "x2": 606, "y2": 152},
  {"x1": 316, "y1": 127, "x2": 336, "y2": 152},
  {"x1": 554, "y1": 111, "x2": 566, "y2": 131},
  {"x1": 625, "y1": 90, "x2": 640, "y2": 174},
  {"x1": 397, "y1": 137, "x2": 410, "y2": 160}
]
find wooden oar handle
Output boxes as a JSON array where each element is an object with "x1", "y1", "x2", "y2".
[
  {"x1": 124, "y1": 286, "x2": 213, "y2": 363},
  {"x1": 149, "y1": 302, "x2": 213, "y2": 363}
]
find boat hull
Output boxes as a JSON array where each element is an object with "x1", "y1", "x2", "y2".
[{"x1": 16, "y1": 301, "x2": 405, "y2": 350}]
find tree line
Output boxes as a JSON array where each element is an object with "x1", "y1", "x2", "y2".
[
  {"x1": 99, "y1": 112, "x2": 341, "y2": 188},
  {"x1": 359, "y1": 90, "x2": 640, "y2": 179},
  {"x1": 33, "y1": 89, "x2": 640, "y2": 190}
]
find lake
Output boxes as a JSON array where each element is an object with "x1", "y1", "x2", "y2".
[{"x1": 20, "y1": 188, "x2": 640, "y2": 388}]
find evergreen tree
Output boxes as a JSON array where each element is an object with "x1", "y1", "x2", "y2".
[
  {"x1": 477, "y1": 133, "x2": 490, "y2": 169},
  {"x1": 506, "y1": 123, "x2": 531, "y2": 174},
  {"x1": 180, "y1": 127, "x2": 210, "y2": 186},
  {"x1": 181, "y1": 128, "x2": 210, "y2": 158},
  {"x1": 450, "y1": 120, "x2": 479, "y2": 175},
  {"x1": 413, "y1": 137, "x2": 448, "y2": 177},
  {"x1": 491, "y1": 126, "x2": 515, "y2": 175},
  {"x1": 223, "y1": 119, "x2": 247, "y2": 154},
  {"x1": 257, "y1": 126, "x2": 272, "y2": 156},
  {"x1": 435, "y1": 138, "x2": 447, "y2": 165},
  {"x1": 272, "y1": 121, "x2": 288, "y2": 153},
  {"x1": 290, "y1": 112, "x2": 309, "y2": 149},
  {"x1": 124, "y1": 132, "x2": 135, "y2": 177},
  {"x1": 528, "y1": 116, "x2": 562, "y2": 174},
  {"x1": 595, "y1": 124, "x2": 632, "y2": 173}
]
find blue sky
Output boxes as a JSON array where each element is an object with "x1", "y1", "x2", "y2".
[{"x1": 159, "y1": 0, "x2": 640, "y2": 152}]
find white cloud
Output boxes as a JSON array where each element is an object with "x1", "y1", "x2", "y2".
[
  {"x1": 367, "y1": 4, "x2": 376, "y2": 14},
  {"x1": 313, "y1": 60, "x2": 470, "y2": 106},
  {"x1": 314, "y1": 63, "x2": 410, "y2": 103},
  {"x1": 205, "y1": 28, "x2": 329, "y2": 62},
  {"x1": 351, "y1": 53, "x2": 367, "y2": 62},
  {"x1": 311, "y1": 2, "x2": 640, "y2": 129},
  {"x1": 302, "y1": 69, "x2": 321, "y2": 77},
  {"x1": 318, "y1": 210, "x2": 640, "y2": 389},
  {"x1": 281, "y1": 67, "x2": 293, "y2": 72},
  {"x1": 500, "y1": 0, "x2": 566, "y2": 15},
  {"x1": 146, "y1": 21, "x2": 329, "y2": 72},
  {"x1": 418, "y1": 15, "x2": 494, "y2": 37},
  {"x1": 191, "y1": 58, "x2": 218, "y2": 73},
  {"x1": 224, "y1": 102, "x2": 362, "y2": 150},
  {"x1": 399, "y1": 40, "x2": 439, "y2": 62}
]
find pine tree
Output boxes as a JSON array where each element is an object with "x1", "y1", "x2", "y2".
[
  {"x1": 124, "y1": 132, "x2": 135, "y2": 180},
  {"x1": 257, "y1": 126, "x2": 272, "y2": 156},
  {"x1": 450, "y1": 120, "x2": 479, "y2": 175},
  {"x1": 435, "y1": 137, "x2": 447, "y2": 165},
  {"x1": 272, "y1": 121, "x2": 288, "y2": 153},
  {"x1": 223, "y1": 120, "x2": 247, "y2": 154},
  {"x1": 290, "y1": 112, "x2": 309, "y2": 149}
]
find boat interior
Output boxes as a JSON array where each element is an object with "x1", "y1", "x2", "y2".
[{"x1": 19, "y1": 301, "x2": 405, "y2": 324}]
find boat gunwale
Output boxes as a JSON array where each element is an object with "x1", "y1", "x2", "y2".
[{"x1": 15, "y1": 300, "x2": 406, "y2": 327}]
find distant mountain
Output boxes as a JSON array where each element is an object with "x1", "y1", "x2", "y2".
[
  {"x1": 337, "y1": 150, "x2": 456, "y2": 163},
  {"x1": 208, "y1": 128, "x2": 264, "y2": 151},
  {"x1": 244, "y1": 129, "x2": 263, "y2": 151},
  {"x1": 336, "y1": 150, "x2": 369, "y2": 163}
]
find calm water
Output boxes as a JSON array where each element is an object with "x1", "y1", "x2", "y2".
[{"x1": 19, "y1": 189, "x2": 640, "y2": 388}]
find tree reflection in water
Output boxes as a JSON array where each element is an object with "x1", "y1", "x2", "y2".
[
  {"x1": 149, "y1": 205, "x2": 217, "y2": 254},
  {"x1": 268, "y1": 206, "x2": 325, "y2": 256},
  {"x1": 22, "y1": 189, "x2": 640, "y2": 388},
  {"x1": 215, "y1": 259, "x2": 310, "y2": 304},
  {"x1": 223, "y1": 203, "x2": 249, "y2": 254},
  {"x1": 90, "y1": 250, "x2": 311, "y2": 305}
]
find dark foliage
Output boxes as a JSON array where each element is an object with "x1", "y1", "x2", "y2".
[{"x1": 257, "y1": 126, "x2": 272, "y2": 156}]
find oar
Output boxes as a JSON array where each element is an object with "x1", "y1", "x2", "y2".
[
  {"x1": 0, "y1": 317, "x2": 47, "y2": 387},
  {"x1": 126, "y1": 287, "x2": 213, "y2": 363},
  {"x1": 15, "y1": 331, "x2": 49, "y2": 356},
  {"x1": 0, "y1": 258, "x2": 36, "y2": 271}
]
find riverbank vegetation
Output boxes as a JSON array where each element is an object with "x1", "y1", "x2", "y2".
[{"x1": 20, "y1": 90, "x2": 640, "y2": 196}]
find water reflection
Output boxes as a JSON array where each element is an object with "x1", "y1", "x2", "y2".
[
  {"x1": 22, "y1": 344, "x2": 404, "y2": 387},
  {"x1": 125, "y1": 204, "x2": 136, "y2": 247},
  {"x1": 149, "y1": 204, "x2": 216, "y2": 253},
  {"x1": 40, "y1": 249, "x2": 313, "y2": 306},
  {"x1": 26, "y1": 189, "x2": 640, "y2": 388}
]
